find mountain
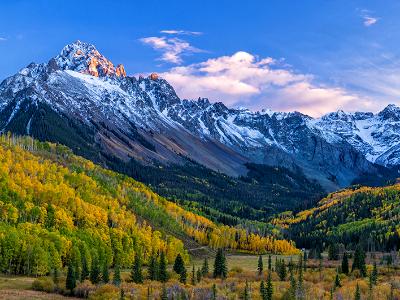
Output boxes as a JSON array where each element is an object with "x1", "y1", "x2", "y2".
[
  {"x1": 0, "y1": 41, "x2": 398, "y2": 207},
  {"x1": 273, "y1": 182, "x2": 400, "y2": 251}
]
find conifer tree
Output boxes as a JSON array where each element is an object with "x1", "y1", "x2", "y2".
[
  {"x1": 334, "y1": 273, "x2": 341, "y2": 288},
  {"x1": 113, "y1": 263, "x2": 121, "y2": 286},
  {"x1": 289, "y1": 268, "x2": 296, "y2": 300},
  {"x1": 296, "y1": 263, "x2": 304, "y2": 300},
  {"x1": 268, "y1": 255, "x2": 272, "y2": 271},
  {"x1": 297, "y1": 253, "x2": 303, "y2": 272},
  {"x1": 179, "y1": 264, "x2": 187, "y2": 284},
  {"x1": 258, "y1": 255, "x2": 264, "y2": 275},
  {"x1": 148, "y1": 252, "x2": 158, "y2": 281},
  {"x1": 277, "y1": 259, "x2": 287, "y2": 281},
  {"x1": 260, "y1": 280, "x2": 266, "y2": 300},
  {"x1": 341, "y1": 252, "x2": 349, "y2": 275},
  {"x1": 352, "y1": 246, "x2": 367, "y2": 277},
  {"x1": 213, "y1": 248, "x2": 227, "y2": 279},
  {"x1": 131, "y1": 252, "x2": 143, "y2": 283},
  {"x1": 66, "y1": 262, "x2": 76, "y2": 293},
  {"x1": 202, "y1": 257, "x2": 209, "y2": 276},
  {"x1": 161, "y1": 284, "x2": 168, "y2": 300},
  {"x1": 90, "y1": 255, "x2": 100, "y2": 284},
  {"x1": 173, "y1": 254, "x2": 185, "y2": 275},
  {"x1": 212, "y1": 283, "x2": 217, "y2": 300},
  {"x1": 371, "y1": 261, "x2": 378, "y2": 285},
  {"x1": 159, "y1": 251, "x2": 168, "y2": 282},
  {"x1": 197, "y1": 268, "x2": 202, "y2": 283},
  {"x1": 354, "y1": 283, "x2": 361, "y2": 300},
  {"x1": 191, "y1": 264, "x2": 196, "y2": 285},
  {"x1": 102, "y1": 260, "x2": 109, "y2": 283},
  {"x1": 266, "y1": 271, "x2": 273, "y2": 300}
]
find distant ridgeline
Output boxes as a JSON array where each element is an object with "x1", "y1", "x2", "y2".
[
  {"x1": 0, "y1": 134, "x2": 297, "y2": 276},
  {"x1": 273, "y1": 183, "x2": 400, "y2": 251}
]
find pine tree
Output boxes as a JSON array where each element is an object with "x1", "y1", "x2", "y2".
[
  {"x1": 197, "y1": 268, "x2": 202, "y2": 283},
  {"x1": 131, "y1": 252, "x2": 143, "y2": 283},
  {"x1": 148, "y1": 252, "x2": 158, "y2": 281},
  {"x1": 334, "y1": 273, "x2": 341, "y2": 289},
  {"x1": 268, "y1": 255, "x2": 272, "y2": 271},
  {"x1": 173, "y1": 254, "x2": 185, "y2": 275},
  {"x1": 161, "y1": 284, "x2": 168, "y2": 300},
  {"x1": 66, "y1": 262, "x2": 76, "y2": 293},
  {"x1": 260, "y1": 280, "x2": 266, "y2": 300},
  {"x1": 352, "y1": 246, "x2": 367, "y2": 277},
  {"x1": 258, "y1": 255, "x2": 264, "y2": 275},
  {"x1": 212, "y1": 283, "x2": 217, "y2": 300},
  {"x1": 202, "y1": 257, "x2": 209, "y2": 276},
  {"x1": 159, "y1": 251, "x2": 168, "y2": 282},
  {"x1": 341, "y1": 252, "x2": 349, "y2": 275},
  {"x1": 113, "y1": 263, "x2": 121, "y2": 286},
  {"x1": 297, "y1": 253, "x2": 303, "y2": 272},
  {"x1": 296, "y1": 263, "x2": 304, "y2": 300},
  {"x1": 90, "y1": 255, "x2": 100, "y2": 284},
  {"x1": 277, "y1": 259, "x2": 286, "y2": 281},
  {"x1": 289, "y1": 268, "x2": 296, "y2": 300},
  {"x1": 191, "y1": 264, "x2": 196, "y2": 285},
  {"x1": 213, "y1": 248, "x2": 227, "y2": 279},
  {"x1": 266, "y1": 271, "x2": 273, "y2": 300},
  {"x1": 102, "y1": 260, "x2": 109, "y2": 283},
  {"x1": 371, "y1": 261, "x2": 378, "y2": 285},
  {"x1": 179, "y1": 264, "x2": 187, "y2": 284},
  {"x1": 354, "y1": 283, "x2": 361, "y2": 300}
]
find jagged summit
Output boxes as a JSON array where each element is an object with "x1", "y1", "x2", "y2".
[
  {"x1": 55, "y1": 40, "x2": 126, "y2": 78},
  {"x1": 378, "y1": 103, "x2": 400, "y2": 121},
  {"x1": 1, "y1": 40, "x2": 400, "y2": 191}
]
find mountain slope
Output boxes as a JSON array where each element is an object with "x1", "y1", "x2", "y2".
[
  {"x1": 273, "y1": 182, "x2": 400, "y2": 251},
  {"x1": 0, "y1": 134, "x2": 299, "y2": 276},
  {"x1": 0, "y1": 40, "x2": 398, "y2": 201}
]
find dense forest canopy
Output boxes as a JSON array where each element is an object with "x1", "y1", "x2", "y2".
[{"x1": 273, "y1": 184, "x2": 400, "y2": 251}]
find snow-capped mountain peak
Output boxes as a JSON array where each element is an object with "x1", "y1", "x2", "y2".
[
  {"x1": 1, "y1": 40, "x2": 400, "y2": 191},
  {"x1": 55, "y1": 40, "x2": 126, "y2": 78}
]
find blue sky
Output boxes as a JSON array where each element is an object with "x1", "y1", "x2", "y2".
[{"x1": 1, "y1": 0, "x2": 400, "y2": 116}]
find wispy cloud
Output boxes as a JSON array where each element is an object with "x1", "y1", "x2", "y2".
[
  {"x1": 140, "y1": 36, "x2": 203, "y2": 64},
  {"x1": 360, "y1": 9, "x2": 379, "y2": 27},
  {"x1": 160, "y1": 30, "x2": 202, "y2": 36},
  {"x1": 0, "y1": 37, "x2": 6, "y2": 41},
  {"x1": 161, "y1": 52, "x2": 366, "y2": 116}
]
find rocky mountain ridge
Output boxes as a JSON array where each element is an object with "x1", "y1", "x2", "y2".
[{"x1": 0, "y1": 41, "x2": 398, "y2": 191}]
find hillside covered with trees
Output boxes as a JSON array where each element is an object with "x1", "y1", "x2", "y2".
[
  {"x1": 273, "y1": 183, "x2": 400, "y2": 251},
  {"x1": 0, "y1": 134, "x2": 298, "y2": 277}
]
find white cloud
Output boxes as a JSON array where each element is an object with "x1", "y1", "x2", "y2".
[
  {"x1": 161, "y1": 51, "x2": 367, "y2": 117},
  {"x1": 363, "y1": 16, "x2": 378, "y2": 27},
  {"x1": 0, "y1": 37, "x2": 6, "y2": 41},
  {"x1": 360, "y1": 9, "x2": 379, "y2": 27},
  {"x1": 140, "y1": 36, "x2": 203, "y2": 64},
  {"x1": 160, "y1": 30, "x2": 202, "y2": 35}
]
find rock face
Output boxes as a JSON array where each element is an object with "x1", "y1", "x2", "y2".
[{"x1": 0, "y1": 41, "x2": 398, "y2": 191}]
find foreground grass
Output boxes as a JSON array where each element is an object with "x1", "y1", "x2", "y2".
[{"x1": 1, "y1": 255, "x2": 399, "y2": 299}]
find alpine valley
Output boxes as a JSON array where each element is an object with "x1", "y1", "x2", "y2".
[
  {"x1": 2, "y1": 39, "x2": 400, "y2": 300},
  {"x1": 0, "y1": 41, "x2": 399, "y2": 224}
]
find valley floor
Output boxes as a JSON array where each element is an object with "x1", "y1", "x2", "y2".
[{"x1": 0, "y1": 254, "x2": 399, "y2": 299}]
